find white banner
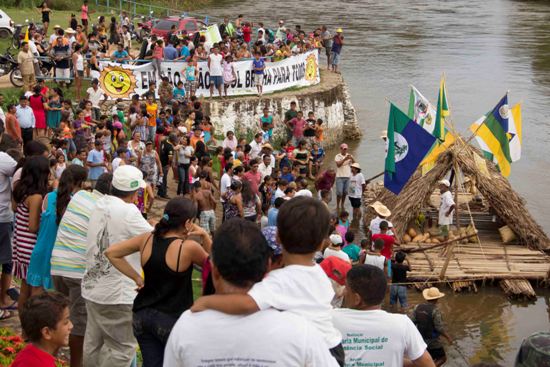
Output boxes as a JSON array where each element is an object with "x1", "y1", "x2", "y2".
[{"x1": 91, "y1": 49, "x2": 320, "y2": 99}]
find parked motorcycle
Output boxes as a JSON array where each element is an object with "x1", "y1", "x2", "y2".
[{"x1": 0, "y1": 49, "x2": 23, "y2": 87}]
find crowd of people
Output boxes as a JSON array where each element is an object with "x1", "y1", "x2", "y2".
[
  {"x1": 17, "y1": 1, "x2": 345, "y2": 100},
  {"x1": 2, "y1": 3, "x2": 547, "y2": 367}
]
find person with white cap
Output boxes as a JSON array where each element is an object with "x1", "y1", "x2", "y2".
[
  {"x1": 81, "y1": 165, "x2": 153, "y2": 367},
  {"x1": 348, "y1": 162, "x2": 366, "y2": 223},
  {"x1": 410, "y1": 287, "x2": 452, "y2": 366},
  {"x1": 324, "y1": 234, "x2": 351, "y2": 263},
  {"x1": 334, "y1": 143, "x2": 354, "y2": 213},
  {"x1": 330, "y1": 27, "x2": 344, "y2": 73},
  {"x1": 438, "y1": 179, "x2": 455, "y2": 240}
]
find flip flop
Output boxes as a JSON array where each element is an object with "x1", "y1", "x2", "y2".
[
  {"x1": 1, "y1": 301, "x2": 17, "y2": 311},
  {"x1": 0, "y1": 309, "x2": 12, "y2": 321}
]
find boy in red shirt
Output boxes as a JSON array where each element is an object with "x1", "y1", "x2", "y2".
[
  {"x1": 12, "y1": 292, "x2": 72, "y2": 367},
  {"x1": 371, "y1": 220, "x2": 397, "y2": 260}
]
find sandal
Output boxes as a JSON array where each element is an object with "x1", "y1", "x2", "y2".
[
  {"x1": 1, "y1": 301, "x2": 17, "y2": 311},
  {"x1": 0, "y1": 309, "x2": 13, "y2": 321}
]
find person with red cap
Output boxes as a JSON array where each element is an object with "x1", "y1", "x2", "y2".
[{"x1": 320, "y1": 256, "x2": 351, "y2": 307}]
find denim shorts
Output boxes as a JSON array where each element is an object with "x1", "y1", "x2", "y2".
[
  {"x1": 389, "y1": 284, "x2": 408, "y2": 307},
  {"x1": 210, "y1": 75, "x2": 223, "y2": 88},
  {"x1": 335, "y1": 177, "x2": 350, "y2": 196},
  {"x1": 331, "y1": 52, "x2": 341, "y2": 65}
]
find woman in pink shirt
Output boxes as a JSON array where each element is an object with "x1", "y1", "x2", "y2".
[{"x1": 151, "y1": 39, "x2": 164, "y2": 80}]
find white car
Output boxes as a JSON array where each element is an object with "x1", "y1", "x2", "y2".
[{"x1": 0, "y1": 10, "x2": 15, "y2": 39}]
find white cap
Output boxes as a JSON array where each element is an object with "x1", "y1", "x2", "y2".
[
  {"x1": 439, "y1": 179, "x2": 451, "y2": 187},
  {"x1": 112, "y1": 165, "x2": 146, "y2": 191},
  {"x1": 329, "y1": 234, "x2": 343, "y2": 245}
]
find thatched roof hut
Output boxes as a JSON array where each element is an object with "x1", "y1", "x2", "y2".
[{"x1": 366, "y1": 138, "x2": 550, "y2": 252}]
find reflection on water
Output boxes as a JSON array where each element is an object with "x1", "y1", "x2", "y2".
[{"x1": 203, "y1": 0, "x2": 550, "y2": 364}]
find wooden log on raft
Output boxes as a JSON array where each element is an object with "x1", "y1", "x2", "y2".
[
  {"x1": 500, "y1": 279, "x2": 537, "y2": 300},
  {"x1": 401, "y1": 233, "x2": 478, "y2": 253}
]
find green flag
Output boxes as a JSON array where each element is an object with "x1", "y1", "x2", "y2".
[{"x1": 434, "y1": 77, "x2": 449, "y2": 141}]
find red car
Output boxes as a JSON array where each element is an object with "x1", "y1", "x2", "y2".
[{"x1": 150, "y1": 17, "x2": 202, "y2": 41}]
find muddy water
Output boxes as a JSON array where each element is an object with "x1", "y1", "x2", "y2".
[{"x1": 200, "y1": 0, "x2": 550, "y2": 364}]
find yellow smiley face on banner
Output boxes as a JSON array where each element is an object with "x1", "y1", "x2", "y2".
[
  {"x1": 305, "y1": 53, "x2": 318, "y2": 82},
  {"x1": 100, "y1": 66, "x2": 136, "y2": 98}
]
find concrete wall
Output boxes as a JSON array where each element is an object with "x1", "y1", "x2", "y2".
[{"x1": 202, "y1": 70, "x2": 361, "y2": 147}]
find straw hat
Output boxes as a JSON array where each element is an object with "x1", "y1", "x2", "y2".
[
  {"x1": 369, "y1": 201, "x2": 391, "y2": 217},
  {"x1": 65, "y1": 28, "x2": 76, "y2": 34},
  {"x1": 351, "y1": 162, "x2": 361, "y2": 171},
  {"x1": 422, "y1": 287, "x2": 445, "y2": 300},
  {"x1": 262, "y1": 143, "x2": 273, "y2": 150},
  {"x1": 53, "y1": 24, "x2": 61, "y2": 29}
]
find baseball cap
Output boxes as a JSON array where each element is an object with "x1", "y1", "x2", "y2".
[
  {"x1": 439, "y1": 179, "x2": 451, "y2": 187},
  {"x1": 112, "y1": 165, "x2": 146, "y2": 191},
  {"x1": 320, "y1": 256, "x2": 351, "y2": 286},
  {"x1": 329, "y1": 234, "x2": 343, "y2": 245},
  {"x1": 340, "y1": 143, "x2": 348, "y2": 150}
]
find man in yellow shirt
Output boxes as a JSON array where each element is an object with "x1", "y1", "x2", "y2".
[{"x1": 17, "y1": 42, "x2": 36, "y2": 92}]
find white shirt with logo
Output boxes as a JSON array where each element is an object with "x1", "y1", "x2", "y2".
[
  {"x1": 164, "y1": 309, "x2": 340, "y2": 367},
  {"x1": 333, "y1": 308, "x2": 427, "y2": 367},
  {"x1": 348, "y1": 172, "x2": 366, "y2": 198},
  {"x1": 82, "y1": 195, "x2": 153, "y2": 305}
]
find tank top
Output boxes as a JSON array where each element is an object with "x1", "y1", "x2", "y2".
[
  {"x1": 13, "y1": 201, "x2": 39, "y2": 279},
  {"x1": 75, "y1": 53, "x2": 84, "y2": 71},
  {"x1": 224, "y1": 190, "x2": 240, "y2": 219},
  {"x1": 133, "y1": 236, "x2": 194, "y2": 316}
]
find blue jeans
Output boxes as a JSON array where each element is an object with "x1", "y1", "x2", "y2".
[
  {"x1": 147, "y1": 126, "x2": 156, "y2": 142},
  {"x1": 177, "y1": 163, "x2": 190, "y2": 195},
  {"x1": 389, "y1": 284, "x2": 408, "y2": 307},
  {"x1": 133, "y1": 308, "x2": 179, "y2": 367}
]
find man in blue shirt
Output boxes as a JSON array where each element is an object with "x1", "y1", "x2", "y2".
[
  {"x1": 178, "y1": 39, "x2": 191, "y2": 61},
  {"x1": 15, "y1": 96, "x2": 35, "y2": 146},
  {"x1": 87, "y1": 140, "x2": 106, "y2": 186},
  {"x1": 252, "y1": 51, "x2": 265, "y2": 96},
  {"x1": 331, "y1": 28, "x2": 344, "y2": 73},
  {"x1": 172, "y1": 80, "x2": 186, "y2": 102},
  {"x1": 111, "y1": 43, "x2": 131, "y2": 64},
  {"x1": 267, "y1": 197, "x2": 285, "y2": 226},
  {"x1": 164, "y1": 41, "x2": 178, "y2": 61}
]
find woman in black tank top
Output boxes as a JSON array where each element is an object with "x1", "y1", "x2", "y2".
[{"x1": 105, "y1": 197, "x2": 211, "y2": 367}]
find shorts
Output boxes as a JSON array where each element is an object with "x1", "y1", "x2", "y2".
[
  {"x1": 53, "y1": 276, "x2": 87, "y2": 336},
  {"x1": 325, "y1": 46, "x2": 331, "y2": 57},
  {"x1": 185, "y1": 80, "x2": 196, "y2": 94},
  {"x1": 335, "y1": 177, "x2": 350, "y2": 196},
  {"x1": 349, "y1": 197, "x2": 362, "y2": 208},
  {"x1": 427, "y1": 347, "x2": 446, "y2": 360},
  {"x1": 331, "y1": 51, "x2": 341, "y2": 65},
  {"x1": 76, "y1": 70, "x2": 84, "y2": 77},
  {"x1": 0, "y1": 223, "x2": 13, "y2": 271},
  {"x1": 55, "y1": 67, "x2": 70, "y2": 82},
  {"x1": 254, "y1": 73, "x2": 264, "y2": 86},
  {"x1": 210, "y1": 75, "x2": 223, "y2": 88},
  {"x1": 199, "y1": 209, "x2": 216, "y2": 234},
  {"x1": 81, "y1": 18, "x2": 88, "y2": 27},
  {"x1": 439, "y1": 224, "x2": 450, "y2": 237},
  {"x1": 389, "y1": 284, "x2": 408, "y2": 307}
]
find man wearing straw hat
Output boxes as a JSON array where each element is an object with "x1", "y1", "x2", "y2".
[
  {"x1": 410, "y1": 287, "x2": 452, "y2": 367},
  {"x1": 368, "y1": 201, "x2": 394, "y2": 236},
  {"x1": 438, "y1": 179, "x2": 455, "y2": 241}
]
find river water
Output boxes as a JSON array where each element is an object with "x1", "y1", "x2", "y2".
[{"x1": 200, "y1": 0, "x2": 550, "y2": 364}]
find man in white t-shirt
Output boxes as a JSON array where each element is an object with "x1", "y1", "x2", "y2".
[
  {"x1": 86, "y1": 78, "x2": 107, "y2": 122},
  {"x1": 249, "y1": 132, "x2": 263, "y2": 159},
  {"x1": 258, "y1": 154, "x2": 272, "y2": 181},
  {"x1": 208, "y1": 46, "x2": 224, "y2": 98},
  {"x1": 333, "y1": 265, "x2": 435, "y2": 367},
  {"x1": 348, "y1": 162, "x2": 366, "y2": 223},
  {"x1": 334, "y1": 143, "x2": 354, "y2": 213},
  {"x1": 438, "y1": 179, "x2": 455, "y2": 240},
  {"x1": 164, "y1": 218, "x2": 339, "y2": 367},
  {"x1": 81, "y1": 166, "x2": 152, "y2": 367}
]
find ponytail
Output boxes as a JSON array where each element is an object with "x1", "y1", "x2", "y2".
[
  {"x1": 153, "y1": 197, "x2": 197, "y2": 238},
  {"x1": 56, "y1": 165, "x2": 87, "y2": 224}
]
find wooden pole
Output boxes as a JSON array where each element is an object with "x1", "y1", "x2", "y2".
[{"x1": 401, "y1": 232, "x2": 478, "y2": 253}]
